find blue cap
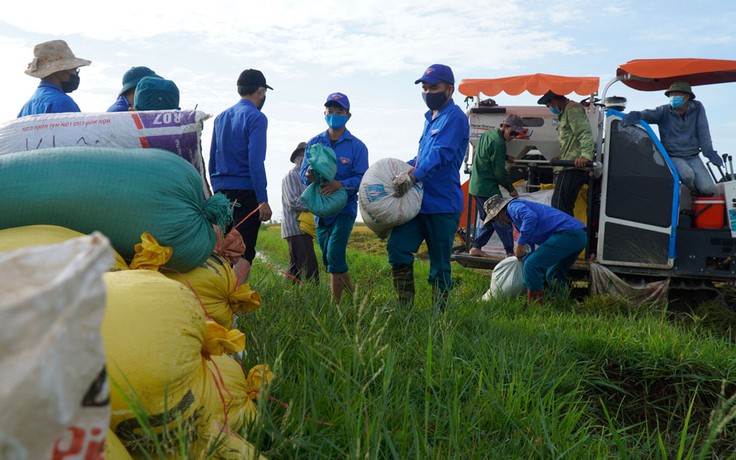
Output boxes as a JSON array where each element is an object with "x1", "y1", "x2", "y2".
[
  {"x1": 415, "y1": 64, "x2": 455, "y2": 85},
  {"x1": 324, "y1": 92, "x2": 350, "y2": 111}
]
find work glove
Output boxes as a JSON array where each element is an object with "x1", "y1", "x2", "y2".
[
  {"x1": 392, "y1": 172, "x2": 414, "y2": 197},
  {"x1": 704, "y1": 150, "x2": 723, "y2": 167},
  {"x1": 620, "y1": 112, "x2": 640, "y2": 127}
]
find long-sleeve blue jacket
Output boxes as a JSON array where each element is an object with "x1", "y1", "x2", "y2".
[
  {"x1": 506, "y1": 199, "x2": 584, "y2": 247},
  {"x1": 208, "y1": 99, "x2": 269, "y2": 203},
  {"x1": 408, "y1": 99, "x2": 469, "y2": 214}
]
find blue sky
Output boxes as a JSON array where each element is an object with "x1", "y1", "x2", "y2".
[{"x1": 1, "y1": 0, "x2": 735, "y2": 220}]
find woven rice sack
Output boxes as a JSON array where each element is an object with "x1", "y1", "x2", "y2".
[
  {"x1": 0, "y1": 224, "x2": 128, "y2": 271},
  {"x1": 0, "y1": 147, "x2": 231, "y2": 272},
  {"x1": 206, "y1": 354, "x2": 273, "y2": 431},
  {"x1": 359, "y1": 158, "x2": 422, "y2": 239},
  {"x1": 164, "y1": 254, "x2": 261, "y2": 329},
  {"x1": 101, "y1": 270, "x2": 245, "y2": 458},
  {"x1": 104, "y1": 428, "x2": 133, "y2": 460}
]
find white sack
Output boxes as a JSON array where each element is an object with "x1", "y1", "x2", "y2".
[
  {"x1": 482, "y1": 256, "x2": 525, "y2": 300},
  {"x1": 0, "y1": 110, "x2": 211, "y2": 194},
  {"x1": 359, "y1": 158, "x2": 423, "y2": 239},
  {"x1": 0, "y1": 233, "x2": 114, "y2": 460}
]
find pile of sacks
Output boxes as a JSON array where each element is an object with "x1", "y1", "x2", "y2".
[{"x1": 0, "y1": 115, "x2": 273, "y2": 459}]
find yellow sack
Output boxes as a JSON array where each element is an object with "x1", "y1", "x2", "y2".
[
  {"x1": 104, "y1": 428, "x2": 133, "y2": 460},
  {"x1": 102, "y1": 270, "x2": 245, "y2": 458},
  {"x1": 207, "y1": 354, "x2": 273, "y2": 431},
  {"x1": 0, "y1": 224, "x2": 128, "y2": 271},
  {"x1": 298, "y1": 211, "x2": 316, "y2": 239},
  {"x1": 164, "y1": 254, "x2": 261, "y2": 329},
  {"x1": 573, "y1": 183, "x2": 588, "y2": 226},
  {"x1": 128, "y1": 232, "x2": 172, "y2": 270},
  {"x1": 194, "y1": 427, "x2": 267, "y2": 460}
]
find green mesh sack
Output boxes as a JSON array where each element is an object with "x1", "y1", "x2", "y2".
[
  {"x1": 300, "y1": 183, "x2": 348, "y2": 218},
  {"x1": 305, "y1": 144, "x2": 338, "y2": 183},
  {"x1": 0, "y1": 147, "x2": 232, "y2": 272}
]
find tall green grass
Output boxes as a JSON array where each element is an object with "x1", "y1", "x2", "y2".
[{"x1": 232, "y1": 225, "x2": 736, "y2": 459}]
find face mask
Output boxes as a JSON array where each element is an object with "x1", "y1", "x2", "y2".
[
  {"x1": 422, "y1": 91, "x2": 448, "y2": 111},
  {"x1": 61, "y1": 74, "x2": 80, "y2": 93},
  {"x1": 549, "y1": 106, "x2": 561, "y2": 115},
  {"x1": 257, "y1": 93, "x2": 266, "y2": 110},
  {"x1": 325, "y1": 114, "x2": 348, "y2": 129},
  {"x1": 669, "y1": 95, "x2": 684, "y2": 109}
]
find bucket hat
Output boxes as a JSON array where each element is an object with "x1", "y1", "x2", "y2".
[
  {"x1": 290, "y1": 141, "x2": 307, "y2": 163},
  {"x1": 119, "y1": 66, "x2": 158, "y2": 96},
  {"x1": 25, "y1": 40, "x2": 91, "y2": 79},
  {"x1": 483, "y1": 195, "x2": 516, "y2": 224},
  {"x1": 537, "y1": 90, "x2": 564, "y2": 105},
  {"x1": 664, "y1": 81, "x2": 695, "y2": 98},
  {"x1": 134, "y1": 77, "x2": 180, "y2": 110}
]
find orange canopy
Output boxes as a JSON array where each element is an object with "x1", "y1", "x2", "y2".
[
  {"x1": 458, "y1": 73, "x2": 600, "y2": 98},
  {"x1": 617, "y1": 58, "x2": 736, "y2": 91}
]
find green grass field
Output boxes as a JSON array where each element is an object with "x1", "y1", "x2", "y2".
[{"x1": 231, "y1": 224, "x2": 736, "y2": 459}]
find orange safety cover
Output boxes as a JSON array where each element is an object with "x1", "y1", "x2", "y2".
[
  {"x1": 617, "y1": 58, "x2": 736, "y2": 91},
  {"x1": 459, "y1": 179, "x2": 477, "y2": 230},
  {"x1": 458, "y1": 73, "x2": 599, "y2": 98}
]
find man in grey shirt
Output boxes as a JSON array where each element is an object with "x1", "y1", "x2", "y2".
[
  {"x1": 622, "y1": 81, "x2": 722, "y2": 196},
  {"x1": 281, "y1": 142, "x2": 319, "y2": 282}
]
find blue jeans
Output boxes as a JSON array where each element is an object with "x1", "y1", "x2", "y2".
[
  {"x1": 670, "y1": 155, "x2": 716, "y2": 195},
  {"x1": 387, "y1": 213, "x2": 460, "y2": 291},
  {"x1": 523, "y1": 229, "x2": 587, "y2": 292},
  {"x1": 472, "y1": 195, "x2": 514, "y2": 254}
]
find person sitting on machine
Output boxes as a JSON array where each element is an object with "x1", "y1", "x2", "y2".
[{"x1": 621, "y1": 81, "x2": 722, "y2": 197}]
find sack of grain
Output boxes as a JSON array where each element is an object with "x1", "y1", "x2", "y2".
[
  {"x1": 102, "y1": 270, "x2": 246, "y2": 457},
  {"x1": 0, "y1": 233, "x2": 114, "y2": 460},
  {"x1": 0, "y1": 224, "x2": 128, "y2": 271},
  {"x1": 359, "y1": 158, "x2": 422, "y2": 239},
  {"x1": 0, "y1": 110, "x2": 212, "y2": 195},
  {"x1": 0, "y1": 147, "x2": 232, "y2": 272},
  {"x1": 164, "y1": 254, "x2": 261, "y2": 329},
  {"x1": 207, "y1": 354, "x2": 273, "y2": 431}
]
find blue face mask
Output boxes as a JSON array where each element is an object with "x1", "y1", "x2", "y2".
[
  {"x1": 549, "y1": 106, "x2": 561, "y2": 115},
  {"x1": 422, "y1": 91, "x2": 449, "y2": 111},
  {"x1": 325, "y1": 114, "x2": 348, "y2": 129},
  {"x1": 669, "y1": 95, "x2": 684, "y2": 109}
]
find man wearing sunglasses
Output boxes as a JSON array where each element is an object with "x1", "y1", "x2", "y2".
[
  {"x1": 468, "y1": 114, "x2": 523, "y2": 257},
  {"x1": 537, "y1": 90, "x2": 595, "y2": 216},
  {"x1": 19, "y1": 39, "x2": 91, "y2": 117}
]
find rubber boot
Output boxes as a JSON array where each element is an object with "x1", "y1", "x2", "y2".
[
  {"x1": 432, "y1": 286, "x2": 450, "y2": 311},
  {"x1": 526, "y1": 289, "x2": 544, "y2": 304},
  {"x1": 391, "y1": 265, "x2": 415, "y2": 306}
]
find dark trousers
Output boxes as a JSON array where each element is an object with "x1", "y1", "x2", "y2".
[
  {"x1": 286, "y1": 234, "x2": 319, "y2": 282},
  {"x1": 551, "y1": 169, "x2": 588, "y2": 217},
  {"x1": 218, "y1": 189, "x2": 261, "y2": 263},
  {"x1": 472, "y1": 194, "x2": 514, "y2": 254}
]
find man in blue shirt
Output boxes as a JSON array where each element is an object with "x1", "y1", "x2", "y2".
[
  {"x1": 107, "y1": 66, "x2": 159, "y2": 112},
  {"x1": 483, "y1": 195, "x2": 587, "y2": 304},
  {"x1": 300, "y1": 92, "x2": 369, "y2": 303},
  {"x1": 388, "y1": 64, "x2": 470, "y2": 308},
  {"x1": 209, "y1": 68, "x2": 273, "y2": 283},
  {"x1": 18, "y1": 40, "x2": 91, "y2": 117},
  {"x1": 622, "y1": 81, "x2": 722, "y2": 196}
]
